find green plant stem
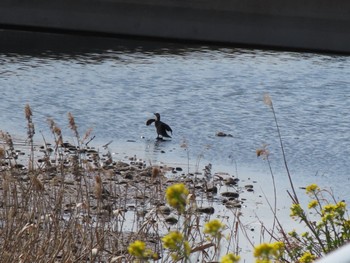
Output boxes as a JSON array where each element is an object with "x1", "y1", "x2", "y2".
[
  {"x1": 270, "y1": 103, "x2": 299, "y2": 204},
  {"x1": 266, "y1": 156, "x2": 277, "y2": 241}
]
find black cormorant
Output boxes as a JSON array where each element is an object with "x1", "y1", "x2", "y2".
[{"x1": 146, "y1": 113, "x2": 172, "y2": 139}]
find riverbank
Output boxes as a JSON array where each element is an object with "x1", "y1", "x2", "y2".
[
  {"x1": 1, "y1": 104, "x2": 348, "y2": 261},
  {"x1": 1, "y1": 0, "x2": 350, "y2": 54},
  {"x1": 0, "y1": 129, "x2": 275, "y2": 262}
]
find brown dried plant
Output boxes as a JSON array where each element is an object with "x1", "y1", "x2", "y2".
[
  {"x1": 81, "y1": 127, "x2": 93, "y2": 145},
  {"x1": 94, "y1": 175, "x2": 103, "y2": 200},
  {"x1": 0, "y1": 147, "x2": 5, "y2": 159},
  {"x1": 263, "y1": 93, "x2": 299, "y2": 204},
  {"x1": 30, "y1": 175, "x2": 45, "y2": 192},
  {"x1": 0, "y1": 131, "x2": 14, "y2": 154},
  {"x1": 24, "y1": 104, "x2": 35, "y2": 171},
  {"x1": 47, "y1": 118, "x2": 63, "y2": 147},
  {"x1": 24, "y1": 104, "x2": 35, "y2": 140},
  {"x1": 68, "y1": 112, "x2": 80, "y2": 141},
  {"x1": 24, "y1": 103, "x2": 32, "y2": 121}
]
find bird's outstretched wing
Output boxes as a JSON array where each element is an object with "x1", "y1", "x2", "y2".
[
  {"x1": 146, "y1": 119, "x2": 155, "y2": 126},
  {"x1": 163, "y1": 123, "x2": 173, "y2": 134}
]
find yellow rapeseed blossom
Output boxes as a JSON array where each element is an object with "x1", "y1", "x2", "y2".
[
  {"x1": 336, "y1": 201, "x2": 347, "y2": 215},
  {"x1": 162, "y1": 231, "x2": 190, "y2": 260},
  {"x1": 254, "y1": 243, "x2": 272, "y2": 258},
  {"x1": 271, "y1": 241, "x2": 284, "y2": 253},
  {"x1": 184, "y1": 241, "x2": 191, "y2": 257},
  {"x1": 321, "y1": 212, "x2": 335, "y2": 223},
  {"x1": 128, "y1": 240, "x2": 146, "y2": 258},
  {"x1": 301, "y1": 232, "x2": 309, "y2": 238},
  {"x1": 299, "y1": 251, "x2": 316, "y2": 263},
  {"x1": 337, "y1": 201, "x2": 346, "y2": 209},
  {"x1": 305, "y1": 184, "x2": 319, "y2": 194},
  {"x1": 165, "y1": 183, "x2": 189, "y2": 213},
  {"x1": 204, "y1": 219, "x2": 226, "y2": 237},
  {"x1": 323, "y1": 203, "x2": 336, "y2": 213},
  {"x1": 290, "y1": 203, "x2": 304, "y2": 217},
  {"x1": 344, "y1": 219, "x2": 350, "y2": 228},
  {"x1": 162, "y1": 231, "x2": 184, "y2": 250},
  {"x1": 128, "y1": 240, "x2": 157, "y2": 260},
  {"x1": 221, "y1": 253, "x2": 241, "y2": 263},
  {"x1": 322, "y1": 201, "x2": 346, "y2": 218},
  {"x1": 254, "y1": 241, "x2": 284, "y2": 261},
  {"x1": 308, "y1": 200, "x2": 318, "y2": 209}
]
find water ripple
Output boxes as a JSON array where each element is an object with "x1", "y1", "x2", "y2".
[{"x1": 1, "y1": 30, "x2": 350, "y2": 199}]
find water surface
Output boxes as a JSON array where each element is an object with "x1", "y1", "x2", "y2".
[{"x1": 1, "y1": 30, "x2": 350, "y2": 202}]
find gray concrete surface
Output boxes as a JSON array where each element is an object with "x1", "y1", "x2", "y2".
[{"x1": 0, "y1": 0, "x2": 350, "y2": 53}]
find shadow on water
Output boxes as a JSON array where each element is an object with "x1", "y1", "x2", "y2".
[{"x1": 0, "y1": 28, "x2": 222, "y2": 59}]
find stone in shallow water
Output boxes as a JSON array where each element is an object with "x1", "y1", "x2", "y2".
[
  {"x1": 165, "y1": 216, "x2": 178, "y2": 225},
  {"x1": 206, "y1": 184, "x2": 218, "y2": 194},
  {"x1": 224, "y1": 200, "x2": 242, "y2": 209},
  {"x1": 216, "y1": 131, "x2": 233, "y2": 137},
  {"x1": 221, "y1": 191, "x2": 239, "y2": 198},
  {"x1": 224, "y1": 177, "x2": 239, "y2": 186},
  {"x1": 196, "y1": 207, "x2": 215, "y2": 214},
  {"x1": 158, "y1": 205, "x2": 171, "y2": 216}
]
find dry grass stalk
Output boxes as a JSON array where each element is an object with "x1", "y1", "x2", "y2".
[
  {"x1": 68, "y1": 112, "x2": 79, "y2": 140},
  {"x1": 25, "y1": 104, "x2": 35, "y2": 140},
  {"x1": 263, "y1": 94, "x2": 299, "y2": 204},
  {"x1": 24, "y1": 104, "x2": 32, "y2": 121},
  {"x1": 1, "y1": 112, "x2": 248, "y2": 263},
  {"x1": 0, "y1": 131, "x2": 14, "y2": 153},
  {"x1": 151, "y1": 166, "x2": 160, "y2": 180},
  {"x1": 81, "y1": 127, "x2": 93, "y2": 145},
  {"x1": 30, "y1": 175, "x2": 45, "y2": 192},
  {"x1": 94, "y1": 175, "x2": 103, "y2": 200},
  {"x1": 48, "y1": 118, "x2": 63, "y2": 146},
  {"x1": 0, "y1": 147, "x2": 5, "y2": 159},
  {"x1": 263, "y1": 93, "x2": 273, "y2": 108}
]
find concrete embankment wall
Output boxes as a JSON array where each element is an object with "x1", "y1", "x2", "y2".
[{"x1": 0, "y1": 0, "x2": 350, "y2": 53}]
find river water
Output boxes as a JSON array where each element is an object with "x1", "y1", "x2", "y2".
[{"x1": 1, "y1": 30, "x2": 350, "y2": 204}]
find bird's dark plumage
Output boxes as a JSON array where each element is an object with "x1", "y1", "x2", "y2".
[{"x1": 146, "y1": 113, "x2": 172, "y2": 139}]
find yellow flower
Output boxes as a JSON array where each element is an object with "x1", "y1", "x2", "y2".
[
  {"x1": 299, "y1": 251, "x2": 316, "y2": 263},
  {"x1": 344, "y1": 219, "x2": 350, "y2": 228},
  {"x1": 256, "y1": 260, "x2": 271, "y2": 263},
  {"x1": 322, "y1": 212, "x2": 335, "y2": 223},
  {"x1": 221, "y1": 253, "x2": 241, "y2": 263},
  {"x1": 204, "y1": 219, "x2": 225, "y2": 237},
  {"x1": 323, "y1": 203, "x2": 336, "y2": 213},
  {"x1": 184, "y1": 241, "x2": 191, "y2": 257},
  {"x1": 162, "y1": 231, "x2": 184, "y2": 250},
  {"x1": 305, "y1": 184, "x2": 319, "y2": 194},
  {"x1": 128, "y1": 240, "x2": 146, "y2": 258},
  {"x1": 162, "y1": 231, "x2": 190, "y2": 260},
  {"x1": 128, "y1": 240, "x2": 157, "y2": 260},
  {"x1": 165, "y1": 183, "x2": 189, "y2": 213},
  {"x1": 336, "y1": 201, "x2": 346, "y2": 209},
  {"x1": 254, "y1": 242, "x2": 284, "y2": 260},
  {"x1": 301, "y1": 232, "x2": 309, "y2": 238},
  {"x1": 308, "y1": 200, "x2": 318, "y2": 209},
  {"x1": 336, "y1": 201, "x2": 347, "y2": 215},
  {"x1": 290, "y1": 203, "x2": 304, "y2": 217},
  {"x1": 270, "y1": 241, "x2": 284, "y2": 253},
  {"x1": 254, "y1": 243, "x2": 272, "y2": 258}
]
